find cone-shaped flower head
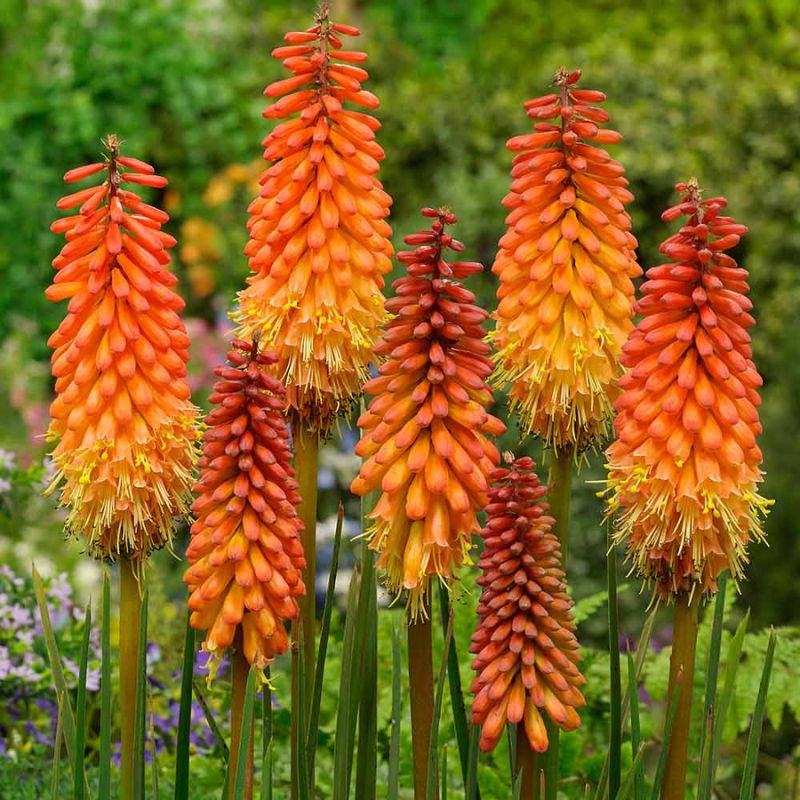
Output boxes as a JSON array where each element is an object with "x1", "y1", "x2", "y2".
[
  {"x1": 492, "y1": 68, "x2": 641, "y2": 451},
  {"x1": 351, "y1": 208, "x2": 505, "y2": 617},
  {"x1": 184, "y1": 339, "x2": 306, "y2": 670},
  {"x1": 470, "y1": 454, "x2": 585, "y2": 752},
  {"x1": 45, "y1": 136, "x2": 197, "y2": 560},
  {"x1": 234, "y1": 5, "x2": 393, "y2": 434},
  {"x1": 605, "y1": 180, "x2": 770, "y2": 598}
]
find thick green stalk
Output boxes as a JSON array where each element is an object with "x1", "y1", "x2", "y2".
[
  {"x1": 538, "y1": 446, "x2": 574, "y2": 800},
  {"x1": 119, "y1": 558, "x2": 141, "y2": 800},
  {"x1": 230, "y1": 637, "x2": 254, "y2": 800},
  {"x1": 515, "y1": 730, "x2": 539, "y2": 799},
  {"x1": 661, "y1": 593, "x2": 700, "y2": 800},
  {"x1": 408, "y1": 598, "x2": 436, "y2": 800},
  {"x1": 291, "y1": 421, "x2": 318, "y2": 798}
]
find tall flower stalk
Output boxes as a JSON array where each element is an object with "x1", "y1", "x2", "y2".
[
  {"x1": 490, "y1": 68, "x2": 639, "y2": 797},
  {"x1": 470, "y1": 455, "x2": 585, "y2": 797},
  {"x1": 46, "y1": 136, "x2": 197, "y2": 799},
  {"x1": 604, "y1": 180, "x2": 770, "y2": 799},
  {"x1": 234, "y1": 10, "x2": 392, "y2": 783},
  {"x1": 351, "y1": 207, "x2": 504, "y2": 798},
  {"x1": 184, "y1": 337, "x2": 306, "y2": 799}
]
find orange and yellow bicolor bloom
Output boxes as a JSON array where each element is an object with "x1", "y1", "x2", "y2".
[
  {"x1": 184, "y1": 339, "x2": 305, "y2": 671},
  {"x1": 45, "y1": 136, "x2": 197, "y2": 561},
  {"x1": 492, "y1": 68, "x2": 641, "y2": 451},
  {"x1": 470, "y1": 455, "x2": 584, "y2": 752},
  {"x1": 234, "y1": 8, "x2": 393, "y2": 433},
  {"x1": 351, "y1": 208, "x2": 505, "y2": 617},
  {"x1": 604, "y1": 180, "x2": 770, "y2": 598}
]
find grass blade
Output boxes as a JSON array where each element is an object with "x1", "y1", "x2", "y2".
[
  {"x1": 51, "y1": 693, "x2": 64, "y2": 800},
  {"x1": 192, "y1": 678, "x2": 229, "y2": 764},
  {"x1": 607, "y1": 542, "x2": 622, "y2": 800},
  {"x1": 466, "y1": 724, "x2": 481, "y2": 800},
  {"x1": 149, "y1": 685, "x2": 160, "y2": 798},
  {"x1": 594, "y1": 600, "x2": 659, "y2": 800},
  {"x1": 99, "y1": 573, "x2": 111, "y2": 800},
  {"x1": 174, "y1": 613, "x2": 195, "y2": 800},
  {"x1": 354, "y1": 546, "x2": 378, "y2": 800},
  {"x1": 698, "y1": 573, "x2": 727, "y2": 800},
  {"x1": 626, "y1": 651, "x2": 644, "y2": 800},
  {"x1": 616, "y1": 745, "x2": 646, "y2": 800},
  {"x1": 387, "y1": 617, "x2": 402, "y2": 800},
  {"x1": 261, "y1": 667, "x2": 273, "y2": 800},
  {"x1": 441, "y1": 745, "x2": 448, "y2": 800},
  {"x1": 651, "y1": 680, "x2": 682, "y2": 800},
  {"x1": 307, "y1": 503, "x2": 344, "y2": 778},
  {"x1": 232, "y1": 664, "x2": 258, "y2": 800},
  {"x1": 710, "y1": 610, "x2": 750, "y2": 790},
  {"x1": 33, "y1": 566, "x2": 79, "y2": 771},
  {"x1": 73, "y1": 602, "x2": 91, "y2": 800},
  {"x1": 296, "y1": 624, "x2": 311, "y2": 800},
  {"x1": 437, "y1": 581, "x2": 479, "y2": 799},
  {"x1": 426, "y1": 602, "x2": 454, "y2": 800},
  {"x1": 332, "y1": 557, "x2": 362, "y2": 799},
  {"x1": 739, "y1": 628, "x2": 777, "y2": 800},
  {"x1": 133, "y1": 588, "x2": 149, "y2": 800}
]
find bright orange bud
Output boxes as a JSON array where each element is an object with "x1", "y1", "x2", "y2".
[
  {"x1": 351, "y1": 208, "x2": 505, "y2": 617},
  {"x1": 604, "y1": 180, "x2": 771, "y2": 598},
  {"x1": 492, "y1": 68, "x2": 641, "y2": 450},
  {"x1": 470, "y1": 454, "x2": 584, "y2": 752},
  {"x1": 233, "y1": 6, "x2": 393, "y2": 433},
  {"x1": 184, "y1": 339, "x2": 305, "y2": 671},
  {"x1": 45, "y1": 135, "x2": 197, "y2": 561}
]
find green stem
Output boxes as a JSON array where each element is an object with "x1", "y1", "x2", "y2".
[
  {"x1": 515, "y1": 726, "x2": 539, "y2": 799},
  {"x1": 230, "y1": 636, "x2": 254, "y2": 800},
  {"x1": 661, "y1": 593, "x2": 700, "y2": 800},
  {"x1": 540, "y1": 446, "x2": 574, "y2": 800},
  {"x1": 291, "y1": 420, "x2": 318, "y2": 799},
  {"x1": 408, "y1": 598, "x2": 436, "y2": 800},
  {"x1": 119, "y1": 558, "x2": 141, "y2": 800}
]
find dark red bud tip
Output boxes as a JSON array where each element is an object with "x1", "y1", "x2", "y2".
[
  {"x1": 566, "y1": 69, "x2": 582, "y2": 85},
  {"x1": 421, "y1": 207, "x2": 439, "y2": 218}
]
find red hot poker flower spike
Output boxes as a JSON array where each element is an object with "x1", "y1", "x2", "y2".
[
  {"x1": 492, "y1": 68, "x2": 641, "y2": 451},
  {"x1": 351, "y1": 208, "x2": 505, "y2": 617},
  {"x1": 184, "y1": 339, "x2": 306, "y2": 672},
  {"x1": 46, "y1": 135, "x2": 197, "y2": 560},
  {"x1": 234, "y1": 5, "x2": 393, "y2": 433},
  {"x1": 604, "y1": 180, "x2": 770, "y2": 598},
  {"x1": 470, "y1": 454, "x2": 585, "y2": 752}
]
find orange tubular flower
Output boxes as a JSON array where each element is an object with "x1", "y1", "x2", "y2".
[
  {"x1": 492, "y1": 68, "x2": 641, "y2": 451},
  {"x1": 234, "y1": 6, "x2": 393, "y2": 433},
  {"x1": 184, "y1": 339, "x2": 305, "y2": 670},
  {"x1": 351, "y1": 208, "x2": 505, "y2": 616},
  {"x1": 470, "y1": 455, "x2": 584, "y2": 753},
  {"x1": 605, "y1": 180, "x2": 770, "y2": 598},
  {"x1": 45, "y1": 136, "x2": 197, "y2": 560}
]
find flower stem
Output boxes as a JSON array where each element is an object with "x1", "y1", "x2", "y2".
[
  {"x1": 515, "y1": 727, "x2": 540, "y2": 798},
  {"x1": 291, "y1": 420, "x2": 319, "y2": 799},
  {"x1": 230, "y1": 634, "x2": 254, "y2": 800},
  {"x1": 662, "y1": 593, "x2": 700, "y2": 800},
  {"x1": 538, "y1": 446, "x2": 574, "y2": 800},
  {"x1": 119, "y1": 557, "x2": 141, "y2": 800},
  {"x1": 408, "y1": 597, "x2": 436, "y2": 800}
]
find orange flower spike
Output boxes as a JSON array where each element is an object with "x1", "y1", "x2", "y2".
[
  {"x1": 351, "y1": 208, "x2": 505, "y2": 617},
  {"x1": 604, "y1": 179, "x2": 771, "y2": 598},
  {"x1": 45, "y1": 134, "x2": 198, "y2": 560},
  {"x1": 470, "y1": 454, "x2": 585, "y2": 753},
  {"x1": 234, "y1": 5, "x2": 393, "y2": 433},
  {"x1": 492, "y1": 68, "x2": 641, "y2": 450},
  {"x1": 184, "y1": 338, "x2": 306, "y2": 671}
]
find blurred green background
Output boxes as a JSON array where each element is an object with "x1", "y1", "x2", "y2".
[
  {"x1": 1, "y1": 1, "x2": 799, "y2": 796},
  {"x1": 1, "y1": 0, "x2": 798, "y2": 623}
]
